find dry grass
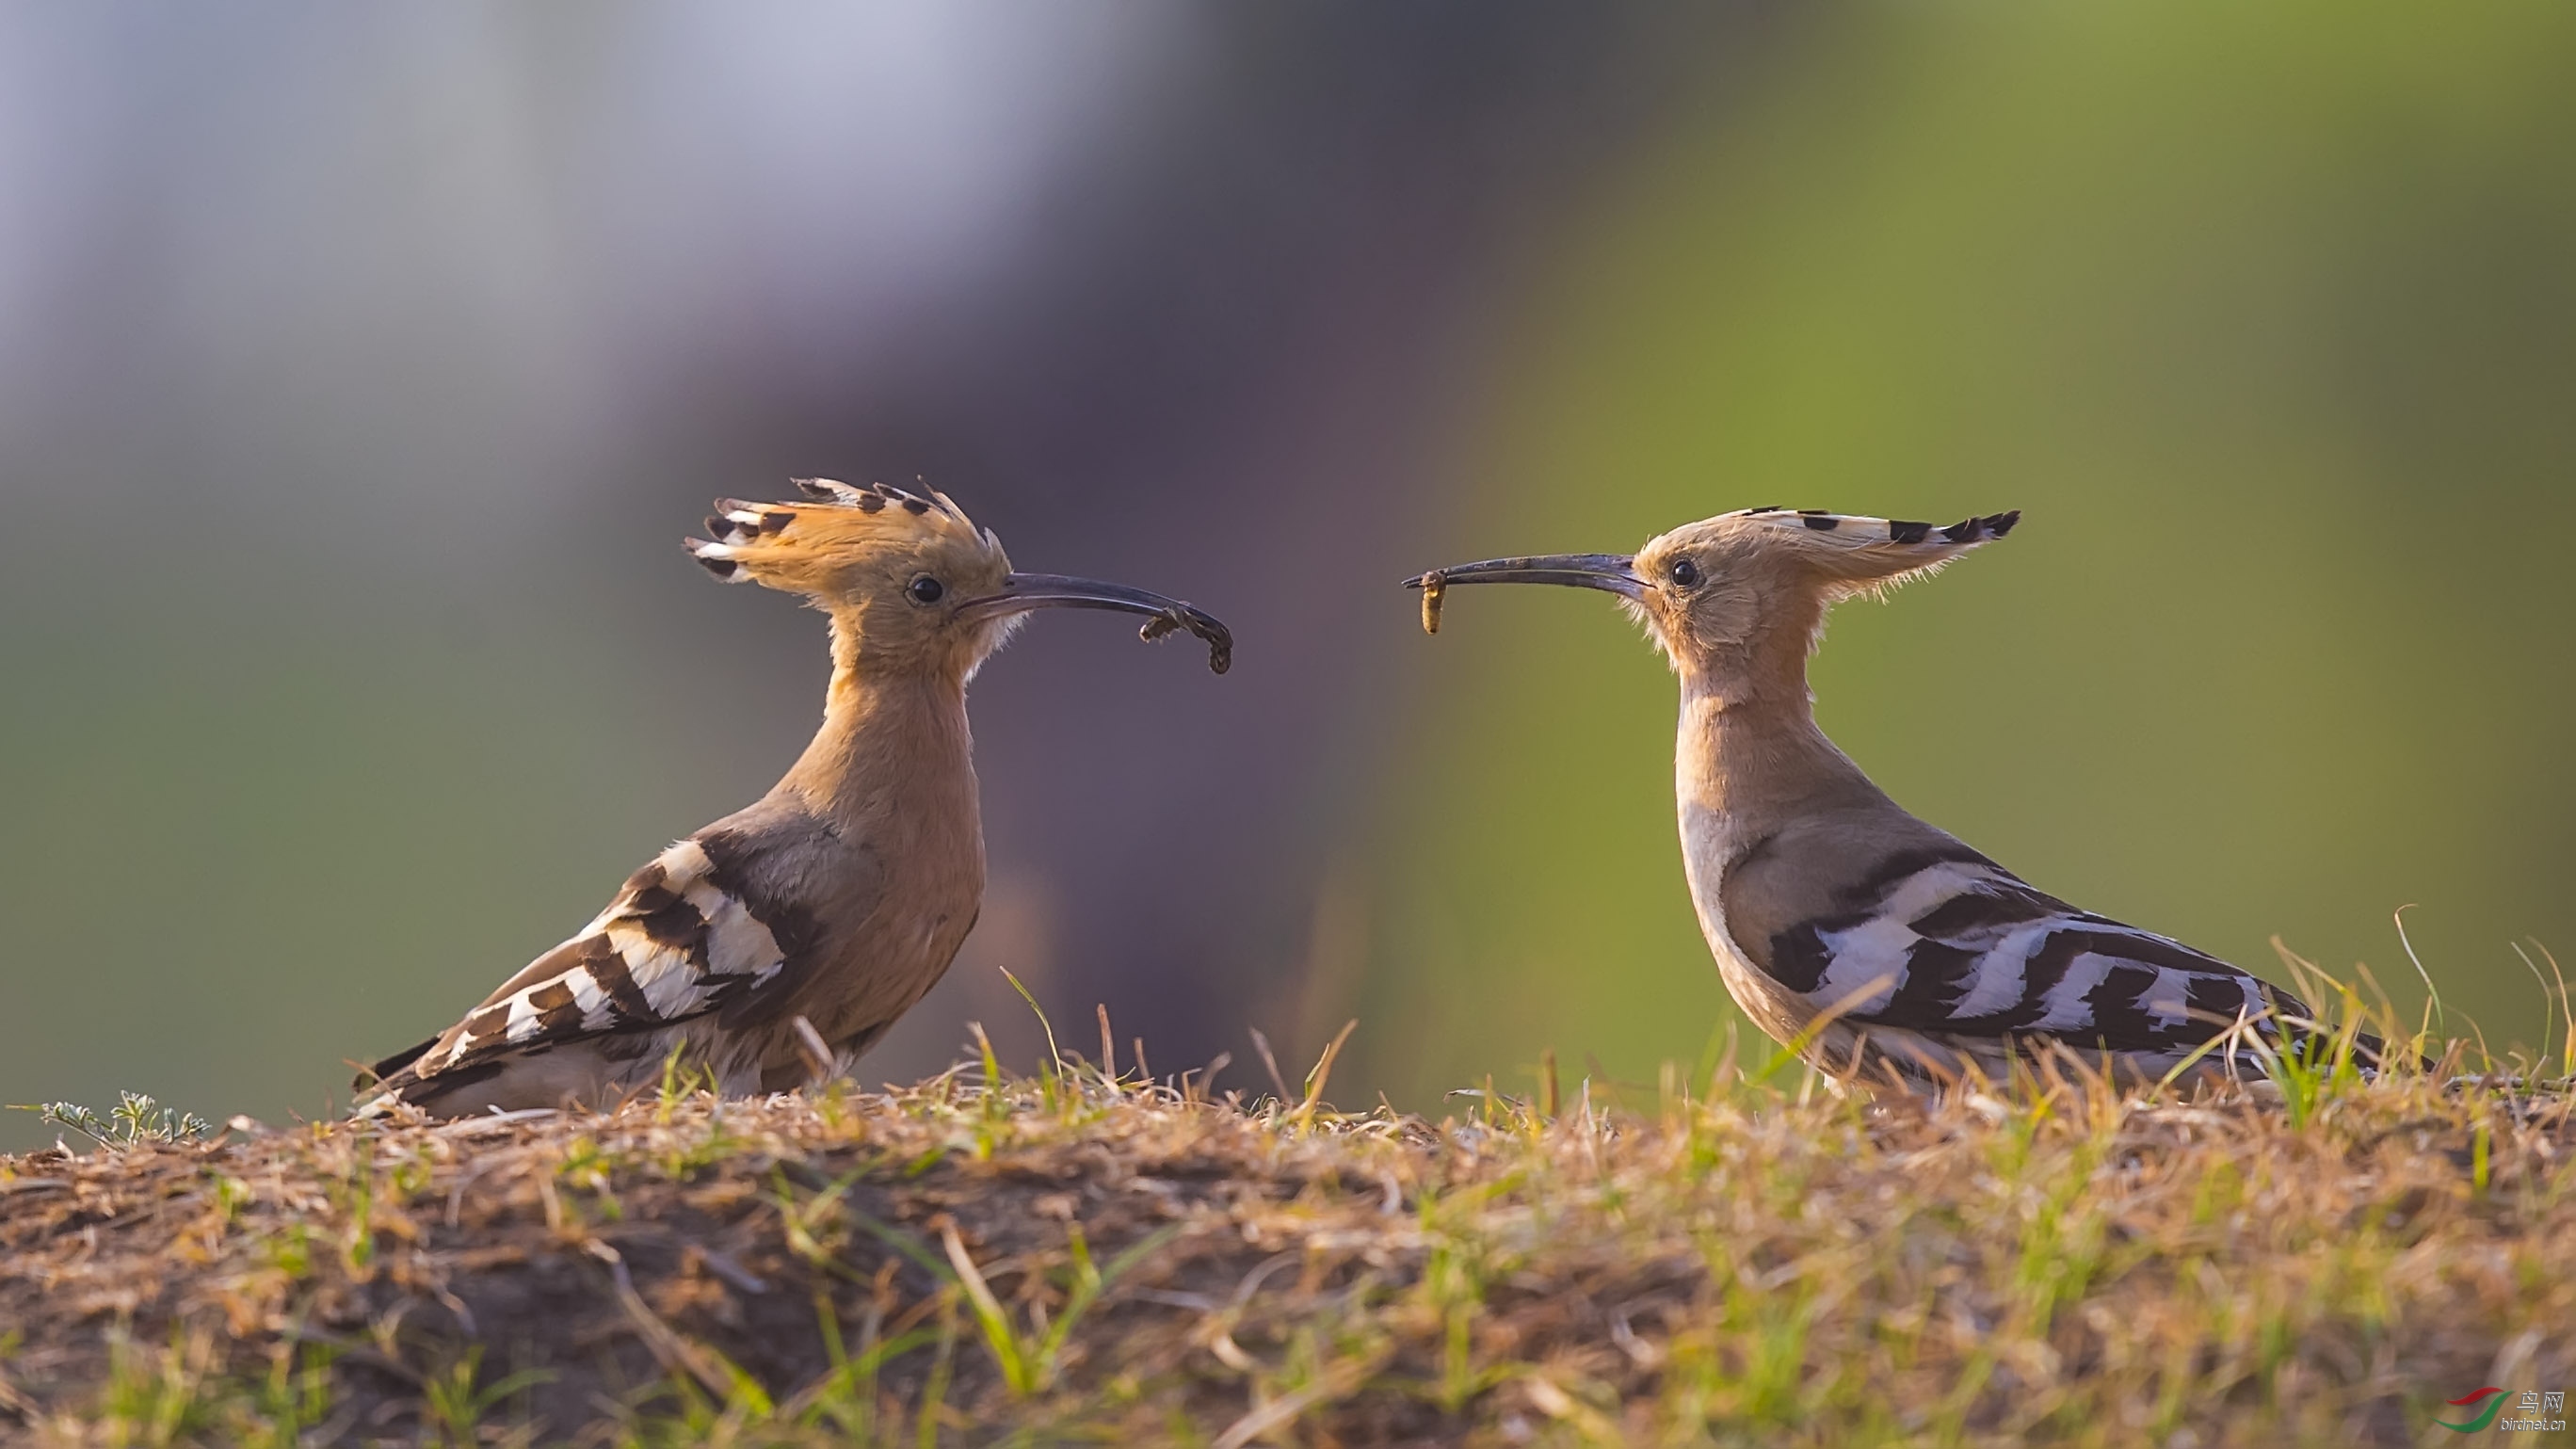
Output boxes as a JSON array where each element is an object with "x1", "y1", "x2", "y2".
[{"x1": 2, "y1": 1020, "x2": 2571, "y2": 1448}]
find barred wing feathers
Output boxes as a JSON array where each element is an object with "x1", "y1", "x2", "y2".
[
  {"x1": 1753, "y1": 846, "x2": 2354, "y2": 1077},
  {"x1": 362, "y1": 829, "x2": 832, "y2": 1105}
]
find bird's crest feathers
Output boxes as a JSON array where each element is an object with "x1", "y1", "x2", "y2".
[
  {"x1": 684, "y1": 479, "x2": 1005, "y2": 594},
  {"x1": 1715, "y1": 506, "x2": 2019, "y2": 597}
]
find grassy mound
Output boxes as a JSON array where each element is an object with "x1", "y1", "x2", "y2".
[{"x1": 2, "y1": 1043, "x2": 2571, "y2": 1446}]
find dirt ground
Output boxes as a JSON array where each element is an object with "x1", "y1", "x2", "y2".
[{"x1": 3, "y1": 1066, "x2": 2571, "y2": 1446}]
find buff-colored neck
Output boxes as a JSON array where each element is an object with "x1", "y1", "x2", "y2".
[
  {"x1": 1673, "y1": 599, "x2": 1892, "y2": 836},
  {"x1": 777, "y1": 613, "x2": 976, "y2": 819}
]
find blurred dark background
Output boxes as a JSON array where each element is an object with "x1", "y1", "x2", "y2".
[{"x1": 5, "y1": 4, "x2": 2570, "y2": 1147}]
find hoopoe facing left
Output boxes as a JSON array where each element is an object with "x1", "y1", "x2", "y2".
[
  {"x1": 1409, "y1": 507, "x2": 2388, "y2": 1091},
  {"x1": 356, "y1": 480, "x2": 1230, "y2": 1118}
]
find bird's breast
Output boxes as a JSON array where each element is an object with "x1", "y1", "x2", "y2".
[{"x1": 1678, "y1": 799, "x2": 1813, "y2": 1045}]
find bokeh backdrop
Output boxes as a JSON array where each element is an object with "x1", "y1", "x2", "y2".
[{"x1": 4, "y1": 3, "x2": 2570, "y2": 1148}]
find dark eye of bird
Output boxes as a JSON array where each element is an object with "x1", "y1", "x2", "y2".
[
  {"x1": 1669, "y1": 557, "x2": 1700, "y2": 588},
  {"x1": 908, "y1": 575, "x2": 944, "y2": 604}
]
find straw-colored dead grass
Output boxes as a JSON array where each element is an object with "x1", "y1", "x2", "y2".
[{"x1": 2, "y1": 1043, "x2": 2570, "y2": 1447}]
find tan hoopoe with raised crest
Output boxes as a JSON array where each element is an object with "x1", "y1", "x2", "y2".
[
  {"x1": 356, "y1": 479, "x2": 1231, "y2": 1118},
  {"x1": 1409, "y1": 507, "x2": 2387, "y2": 1090}
]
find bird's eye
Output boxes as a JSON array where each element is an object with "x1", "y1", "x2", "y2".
[
  {"x1": 908, "y1": 575, "x2": 945, "y2": 604},
  {"x1": 1668, "y1": 557, "x2": 1700, "y2": 588}
]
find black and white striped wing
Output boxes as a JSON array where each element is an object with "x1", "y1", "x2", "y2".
[
  {"x1": 1764, "y1": 849, "x2": 2306, "y2": 1073},
  {"x1": 369, "y1": 834, "x2": 821, "y2": 1095}
]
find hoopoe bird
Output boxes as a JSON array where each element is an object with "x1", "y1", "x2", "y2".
[
  {"x1": 1409, "y1": 507, "x2": 2382, "y2": 1090},
  {"x1": 356, "y1": 480, "x2": 1231, "y2": 1117}
]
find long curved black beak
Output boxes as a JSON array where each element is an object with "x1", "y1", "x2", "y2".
[
  {"x1": 956, "y1": 572, "x2": 1232, "y2": 674},
  {"x1": 1402, "y1": 553, "x2": 1646, "y2": 599}
]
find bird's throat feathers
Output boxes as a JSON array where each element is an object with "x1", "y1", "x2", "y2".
[{"x1": 824, "y1": 602, "x2": 1023, "y2": 697}]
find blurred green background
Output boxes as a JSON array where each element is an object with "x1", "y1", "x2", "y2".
[
  {"x1": 1347, "y1": 3, "x2": 2576, "y2": 1105},
  {"x1": 4, "y1": 4, "x2": 2570, "y2": 1147}
]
